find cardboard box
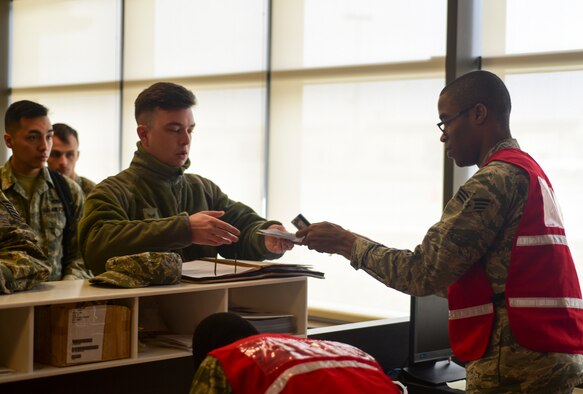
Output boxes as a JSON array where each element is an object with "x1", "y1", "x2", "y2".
[{"x1": 34, "y1": 302, "x2": 131, "y2": 367}]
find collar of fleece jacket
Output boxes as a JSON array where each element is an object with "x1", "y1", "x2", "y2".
[{"x1": 132, "y1": 141, "x2": 190, "y2": 180}]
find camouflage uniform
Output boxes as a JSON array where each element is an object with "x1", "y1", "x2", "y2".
[
  {"x1": 0, "y1": 190, "x2": 50, "y2": 294},
  {"x1": 79, "y1": 143, "x2": 283, "y2": 274},
  {"x1": 190, "y1": 356, "x2": 232, "y2": 394},
  {"x1": 76, "y1": 175, "x2": 96, "y2": 197},
  {"x1": 0, "y1": 161, "x2": 92, "y2": 281},
  {"x1": 350, "y1": 139, "x2": 583, "y2": 393}
]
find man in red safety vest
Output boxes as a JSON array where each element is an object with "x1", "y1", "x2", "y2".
[
  {"x1": 296, "y1": 70, "x2": 583, "y2": 393},
  {"x1": 189, "y1": 312, "x2": 405, "y2": 394}
]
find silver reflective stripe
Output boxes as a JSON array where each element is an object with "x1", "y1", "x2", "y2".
[
  {"x1": 448, "y1": 303, "x2": 493, "y2": 320},
  {"x1": 394, "y1": 380, "x2": 408, "y2": 394},
  {"x1": 509, "y1": 297, "x2": 583, "y2": 309},
  {"x1": 516, "y1": 234, "x2": 568, "y2": 246},
  {"x1": 265, "y1": 360, "x2": 378, "y2": 394}
]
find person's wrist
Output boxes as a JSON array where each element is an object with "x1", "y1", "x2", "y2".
[{"x1": 340, "y1": 231, "x2": 357, "y2": 259}]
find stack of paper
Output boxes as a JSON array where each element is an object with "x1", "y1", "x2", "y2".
[
  {"x1": 139, "y1": 334, "x2": 192, "y2": 352},
  {"x1": 230, "y1": 306, "x2": 296, "y2": 334},
  {"x1": 181, "y1": 259, "x2": 324, "y2": 284},
  {"x1": 0, "y1": 366, "x2": 13, "y2": 375},
  {"x1": 151, "y1": 334, "x2": 192, "y2": 351}
]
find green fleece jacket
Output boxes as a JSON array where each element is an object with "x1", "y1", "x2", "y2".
[{"x1": 79, "y1": 143, "x2": 281, "y2": 274}]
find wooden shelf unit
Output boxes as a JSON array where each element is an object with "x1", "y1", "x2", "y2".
[{"x1": 0, "y1": 277, "x2": 307, "y2": 384}]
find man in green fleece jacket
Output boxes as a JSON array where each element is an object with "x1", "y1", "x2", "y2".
[{"x1": 79, "y1": 82, "x2": 293, "y2": 274}]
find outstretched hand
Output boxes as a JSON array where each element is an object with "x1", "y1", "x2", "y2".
[
  {"x1": 296, "y1": 221, "x2": 356, "y2": 260},
  {"x1": 263, "y1": 224, "x2": 295, "y2": 254},
  {"x1": 188, "y1": 211, "x2": 240, "y2": 246}
]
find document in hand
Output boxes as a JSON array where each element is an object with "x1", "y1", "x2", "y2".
[
  {"x1": 257, "y1": 228, "x2": 304, "y2": 243},
  {"x1": 181, "y1": 258, "x2": 325, "y2": 284}
]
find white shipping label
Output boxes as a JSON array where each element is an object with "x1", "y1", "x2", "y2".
[{"x1": 66, "y1": 305, "x2": 106, "y2": 364}]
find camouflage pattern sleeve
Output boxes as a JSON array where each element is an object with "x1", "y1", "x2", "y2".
[
  {"x1": 0, "y1": 192, "x2": 50, "y2": 294},
  {"x1": 1, "y1": 198, "x2": 45, "y2": 259},
  {"x1": 349, "y1": 162, "x2": 525, "y2": 296},
  {"x1": 189, "y1": 356, "x2": 233, "y2": 394},
  {"x1": 0, "y1": 250, "x2": 50, "y2": 294}
]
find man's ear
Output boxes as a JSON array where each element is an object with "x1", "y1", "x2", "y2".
[
  {"x1": 474, "y1": 103, "x2": 488, "y2": 124},
  {"x1": 4, "y1": 133, "x2": 13, "y2": 149},
  {"x1": 137, "y1": 124, "x2": 149, "y2": 146}
]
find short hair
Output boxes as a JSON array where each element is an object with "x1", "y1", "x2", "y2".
[
  {"x1": 134, "y1": 82, "x2": 196, "y2": 125},
  {"x1": 52, "y1": 123, "x2": 79, "y2": 145},
  {"x1": 440, "y1": 70, "x2": 512, "y2": 126},
  {"x1": 191, "y1": 312, "x2": 258, "y2": 371},
  {"x1": 4, "y1": 100, "x2": 49, "y2": 134}
]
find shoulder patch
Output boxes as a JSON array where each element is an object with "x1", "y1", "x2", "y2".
[
  {"x1": 468, "y1": 197, "x2": 491, "y2": 212},
  {"x1": 455, "y1": 188, "x2": 470, "y2": 204}
]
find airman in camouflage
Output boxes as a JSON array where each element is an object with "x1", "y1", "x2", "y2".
[
  {"x1": 2, "y1": 100, "x2": 92, "y2": 281},
  {"x1": 297, "y1": 71, "x2": 583, "y2": 393},
  {"x1": 0, "y1": 190, "x2": 50, "y2": 294},
  {"x1": 190, "y1": 356, "x2": 232, "y2": 394},
  {"x1": 48, "y1": 122, "x2": 97, "y2": 197}
]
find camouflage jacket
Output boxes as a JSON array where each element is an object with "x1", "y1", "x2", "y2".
[
  {"x1": 0, "y1": 190, "x2": 50, "y2": 293},
  {"x1": 190, "y1": 356, "x2": 232, "y2": 394},
  {"x1": 350, "y1": 139, "x2": 583, "y2": 393},
  {"x1": 0, "y1": 161, "x2": 92, "y2": 281},
  {"x1": 79, "y1": 143, "x2": 282, "y2": 274}
]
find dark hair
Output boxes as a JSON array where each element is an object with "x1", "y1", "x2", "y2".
[
  {"x1": 440, "y1": 70, "x2": 512, "y2": 126},
  {"x1": 134, "y1": 82, "x2": 196, "y2": 125},
  {"x1": 52, "y1": 123, "x2": 79, "y2": 145},
  {"x1": 192, "y1": 312, "x2": 258, "y2": 371},
  {"x1": 4, "y1": 100, "x2": 49, "y2": 134}
]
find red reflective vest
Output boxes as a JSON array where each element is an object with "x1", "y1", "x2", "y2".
[
  {"x1": 448, "y1": 148, "x2": 583, "y2": 362},
  {"x1": 211, "y1": 333, "x2": 401, "y2": 394}
]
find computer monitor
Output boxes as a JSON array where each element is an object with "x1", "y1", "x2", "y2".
[{"x1": 402, "y1": 295, "x2": 466, "y2": 385}]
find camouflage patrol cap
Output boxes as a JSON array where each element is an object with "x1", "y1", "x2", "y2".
[
  {"x1": 89, "y1": 252, "x2": 182, "y2": 288},
  {"x1": 0, "y1": 252, "x2": 50, "y2": 295}
]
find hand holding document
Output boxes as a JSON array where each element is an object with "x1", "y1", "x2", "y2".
[
  {"x1": 257, "y1": 228, "x2": 304, "y2": 244},
  {"x1": 255, "y1": 214, "x2": 312, "y2": 244}
]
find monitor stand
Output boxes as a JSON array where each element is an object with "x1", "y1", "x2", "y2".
[{"x1": 402, "y1": 359, "x2": 466, "y2": 385}]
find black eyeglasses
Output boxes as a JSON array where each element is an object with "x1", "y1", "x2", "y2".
[{"x1": 436, "y1": 105, "x2": 474, "y2": 133}]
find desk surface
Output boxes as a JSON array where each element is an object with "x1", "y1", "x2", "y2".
[
  {"x1": 0, "y1": 276, "x2": 306, "y2": 309},
  {"x1": 402, "y1": 379, "x2": 583, "y2": 393},
  {"x1": 398, "y1": 375, "x2": 465, "y2": 394},
  {"x1": 0, "y1": 276, "x2": 308, "y2": 385}
]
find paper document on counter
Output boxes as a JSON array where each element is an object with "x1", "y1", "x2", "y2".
[{"x1": 181, "y1": 258, "x2": 324, "y2": 284}]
